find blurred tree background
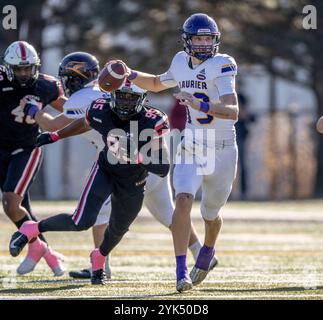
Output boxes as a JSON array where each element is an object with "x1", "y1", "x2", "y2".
[{"x1": 0, "y1": 0, "x2": 322, "y2": 199}]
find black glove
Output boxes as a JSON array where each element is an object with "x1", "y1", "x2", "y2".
[{"x1": 35, "y1": 132, "x2": 59, "y2": 147}]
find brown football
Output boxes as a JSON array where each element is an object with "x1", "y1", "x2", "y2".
[{"x1": 98, "y1": 60, "x2": 127, "y2": 92}]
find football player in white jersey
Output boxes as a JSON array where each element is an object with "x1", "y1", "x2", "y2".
[
  {"x1": 23, "y1": 51, "x2": 210, "y2": 279},
  {"x1": 121, "y1": 13, "x2": 239, "y2": 292}
]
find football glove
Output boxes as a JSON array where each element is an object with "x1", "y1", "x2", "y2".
[{"x1": 35, "y1": 132, "x2": 60, "y2": 147}]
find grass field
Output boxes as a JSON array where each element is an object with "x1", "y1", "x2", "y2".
[{"x1": 1, "y1": 200, "x2": 323, "y2": 300}]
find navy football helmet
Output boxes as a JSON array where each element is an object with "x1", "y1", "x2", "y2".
[
  {"x1": 110, "y1": 80, "x2": 147, "y2": 121},
  {"x1": 58, "y1": 52, "x2": 100, "y2": 97},
  {"x1": 181, "y1": 13, "x2": 220, "y2": 61}
]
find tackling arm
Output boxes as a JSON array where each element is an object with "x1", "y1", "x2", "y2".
[
  {"x1": 34, "y1": 112, "x2": 73, "y2": 132},
  {"x1": 56, "y1": 117, "x2": 91, "y2": 139},
  {"x1": 35, "y1": 118, "x2": 91, "y2": 147},
  {"x1": 20, "y1": 96, "x2": 71, "y2": 130},
  {"x1": 50, "y1": 96, "x2": 68, "y2": 112}
]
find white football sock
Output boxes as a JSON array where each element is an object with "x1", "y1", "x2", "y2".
[{"x1": 189, "y1": 240, "x2": 202, "y2": 261}]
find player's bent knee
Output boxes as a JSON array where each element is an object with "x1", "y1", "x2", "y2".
[
  {"x1": 201, "y1": 203, "x2": 223, "y2": 221},
  {"x1": 175, "y1": 193, "x2": 193, "y2": 211},
  {"x1": 204, "y1": 214, "x2": 222, "y2": 224}
]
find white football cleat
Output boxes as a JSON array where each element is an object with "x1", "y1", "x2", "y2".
[
  {"x1": 17, "y1": 256, "x2": 42, "y2": 275},
  {"x1": 190, "y1": 256, "x2": 218, "y2": 286},
  {"x1": 176, "y1": 278, "x2": 193, "y2": 293},
  {"x1": 189, "y1": 267, "x2": 209, "y2": 286}
]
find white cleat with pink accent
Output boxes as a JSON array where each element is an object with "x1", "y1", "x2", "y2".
[{"x1": 17, "y1": 238, "x2": 47, "y2": 275}]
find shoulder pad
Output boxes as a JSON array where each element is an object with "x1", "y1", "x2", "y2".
[
  {"x1": 90, "y1": 97, "x2": 110, "y2": 107},
  {"x1": 143, "y1": 106, "x2": 169, "y2": 138},
  {"x1": 215, "y1": 54, "x2": 237, "y2": 76},
  {"x1": 39, "y1": 73, "x2": 59, "y2": 83}
]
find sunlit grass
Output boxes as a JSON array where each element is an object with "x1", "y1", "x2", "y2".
[{"x1": 0, "y1": 201, "x2": 323, "y2": 300}]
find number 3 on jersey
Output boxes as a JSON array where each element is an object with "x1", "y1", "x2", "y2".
[{"x1": 194, "y1": 92, "x2": 214, "y2": 125}]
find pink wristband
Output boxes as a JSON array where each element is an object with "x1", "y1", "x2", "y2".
[{"x1": 50, "y1": 132, "x2": 61, "y2": 142}]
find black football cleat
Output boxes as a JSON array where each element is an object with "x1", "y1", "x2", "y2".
[
  {"x1": 9, "y1": 231, "x2": 29, "y2": 257},
  {"x1": 69, "y1": 268, "x2": 91, "y2": 279},
  {"x1": 91, "y1": 269, "x2": 108, "y2": 285}
]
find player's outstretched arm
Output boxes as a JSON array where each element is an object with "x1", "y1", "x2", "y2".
[
  {"x1": 35, "y1": 112, "x2": 73, "y2": 132},
  {"x1": 130, "y1": 71, "x2": 169, "y2": 93},
  {"x1": 20, "y1": 96, "x2": 72, "y2": 131},
  {"x1": 50, "y1": 96, "x2": 68, "y2": 112},
  {"x1": 35, "y1": 118, "x2": 91, "y2": 147},
  {"x1": 119, "y1": 60, "x2": 169, "y2": 93}
]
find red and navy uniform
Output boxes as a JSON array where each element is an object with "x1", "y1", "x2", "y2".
[
  {"x1": 70, "y1": 98, "x2": 169, "y2": 227},
  {"x1": 85, "y1": 98, "x2": 169, "y2": 179},
  {"x1": 0, "y1": 66, "x2": 63, "y2": 149},
  {"x1": 0, "y1": 66, "x2": 63, "y2": 197},
  {"x1": 38, "y1": 98, "x2": 169, "y2": 257}
]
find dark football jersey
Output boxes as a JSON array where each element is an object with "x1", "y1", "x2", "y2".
[
  {"x1": 85, "y1": 97, "x2": 169, "y2": 178},
  {"x1": 0, "y1": 65, "x2": 64, "y2": 150}
]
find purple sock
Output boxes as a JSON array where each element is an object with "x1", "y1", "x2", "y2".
[
  {"x1": 176, "y1": 255, "x2": 188, "y2": 280},
  {"x1": 195, "y1": 245, "x2": 215, "y2": 270}
]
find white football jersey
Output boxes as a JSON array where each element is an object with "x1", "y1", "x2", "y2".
[
  {"x1": 160, "y1": 51, "x2": 237, "y2": 142},
  {"x1": 63, "y1": 83, "x2": 109, "y2": 149}
]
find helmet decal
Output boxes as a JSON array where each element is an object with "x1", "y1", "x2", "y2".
[
  {"x1": 18, "y1": 42, "x2": 27, "y2": 61},
  {"x1": 58, "y1": 52, "x2": 100, "y2": 97},
  {"x1": 65, "y1": 61, "x2": 89, "y2": 79}
]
